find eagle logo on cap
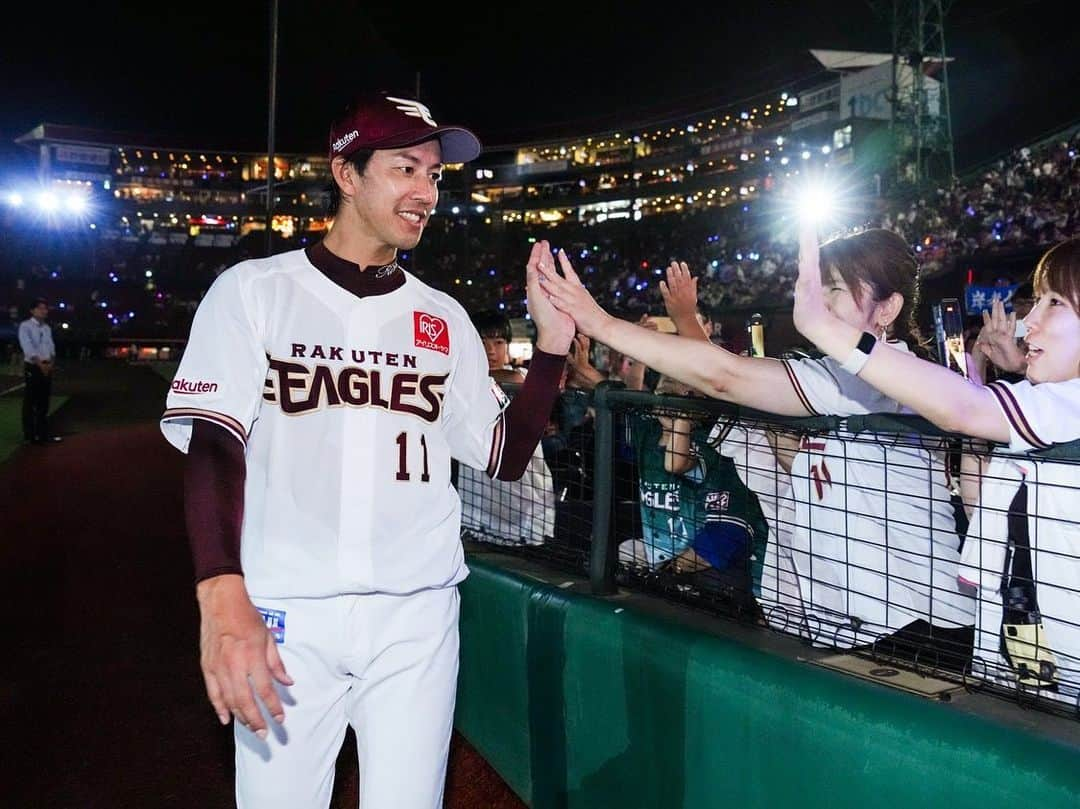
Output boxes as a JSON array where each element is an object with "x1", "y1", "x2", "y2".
[{"x1": 387, "y1": 96, "x2": 437, "y2": 127}]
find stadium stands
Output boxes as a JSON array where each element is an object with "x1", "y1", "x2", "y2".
[{"x1": 3, "y1": 126, "x2": 1075, "y2": 350}]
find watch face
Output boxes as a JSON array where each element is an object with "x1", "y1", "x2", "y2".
[{"x1": 857, "y1": 332, "x2": 878, "y2": 354}]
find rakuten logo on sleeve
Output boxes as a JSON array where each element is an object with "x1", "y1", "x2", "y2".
[
  {"x1": 413, "y1": 312, "x2": 450, "y2": 355},
  {"x1": 171, "y1": 378, "x2": 219, "y2": 394}
]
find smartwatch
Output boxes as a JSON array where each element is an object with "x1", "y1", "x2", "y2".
[{"x1": 840, "y1": 331, "x2": 877, "y2": 375}]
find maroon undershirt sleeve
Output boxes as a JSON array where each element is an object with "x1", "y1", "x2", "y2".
[
  {"x1": 495, "y1": 348, "x2": 567, "y2": 481},
  {"x1": 185, "y1": 419, "x2": 246, "y2": 583}
]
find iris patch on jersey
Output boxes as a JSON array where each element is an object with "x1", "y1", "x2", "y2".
[
  {"x1": 257, "y1": 607, "x2": 286, "y2": 644},
  {"x1": 414, "y1": 312, "x2": 450, "y2": 355}
]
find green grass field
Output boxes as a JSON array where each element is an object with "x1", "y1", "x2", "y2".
[{"x1": 0, "y1": 394, "x2": 69, "y2": 462}]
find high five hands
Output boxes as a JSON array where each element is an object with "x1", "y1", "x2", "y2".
[
  {"x1": 524, "y1": 240, "x2": 576, "y2": 355},
  {"x1": 533, "y1": 245, "x2": 613, "y2": 339}
]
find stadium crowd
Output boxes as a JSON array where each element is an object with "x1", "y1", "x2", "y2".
[
  {"x1": 423, "y1": 127, "x2": 1079, "y2": 320},
  {"x1": 3, "y1": 127, "x2": 1078, "y2": 352}
]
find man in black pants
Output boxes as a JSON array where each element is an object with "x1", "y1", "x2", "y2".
[{"x1": 18, "y1": 298, "x2": 60, "y2": 445}]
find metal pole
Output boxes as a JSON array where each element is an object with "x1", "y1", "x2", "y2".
[
  {"x1": 589, "y1": 382, "x2": 619, "y2": 595},
  {"x1": 890, "y1": 0, "x2": 901, "y2": 190},
  {"x1": 935, "y1": 0, "x2": 956, "y2": 181},
  {"x1": 265, "y1": 0, "x2": 279, "y2": 257}
]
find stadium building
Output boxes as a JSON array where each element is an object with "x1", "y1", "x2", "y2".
[{"x1": 8, "y1": 50, "x2": 932, "y2": 241}]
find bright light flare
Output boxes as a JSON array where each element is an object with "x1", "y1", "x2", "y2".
[
  {"x1": 6, "y1": 191, "x2": 23, "y2": 207},
  {"x1": 795, "y1": 184, "x2": 836, "y2": 225},
  {"x1": 64, "y1": 194, "x2": 88, "y2": 214},
  {"x1": 37, "y1": 192, "x2": 59, "y2": 212}
]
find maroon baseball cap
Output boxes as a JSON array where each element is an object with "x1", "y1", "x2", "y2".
[{"x1": 328, "y1": 93, "x2": 482, "y2": 164}]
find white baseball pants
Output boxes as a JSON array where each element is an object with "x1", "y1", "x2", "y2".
[{"x1": 235, "y1": 586, "x2": 460, "y2": 809}]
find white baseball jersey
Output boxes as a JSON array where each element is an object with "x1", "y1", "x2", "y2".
[
  {"x1": 716, "y1": 424, "x2": 802, "y2": 628},
  {"x1": 161, "y1": 246, "x2": 509, "y2": 599},
  {"x1": 780, "y1": 343, "x2": 975, "y2": 647},
  {"x1": 960, "y1": 378, "x2": 1080, "y2": 702}
]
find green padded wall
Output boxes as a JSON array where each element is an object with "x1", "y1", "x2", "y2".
[{"x1": 455, "y1": 557, "x2": 1080, "y2": 809}]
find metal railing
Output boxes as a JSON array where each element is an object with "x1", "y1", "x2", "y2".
[{"x1": 459, "y1": 381, "x2": 1080, "y2": 719}]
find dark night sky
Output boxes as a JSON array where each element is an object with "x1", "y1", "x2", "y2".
[{"x1": 1, "y1": 1, "x2": 1077, "y2": 176}]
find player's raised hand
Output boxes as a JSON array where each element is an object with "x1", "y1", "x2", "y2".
[
  {"x1": 659, "y1": 261, "x2": 699, "y2": 323},
  {"x1": 534, "y1": 246, "x2": 613, "y2": 340},
  {"x1": 792, "y1": 218, "x2": 833, "y2": 345},
  {"x1": 196, "y1": 574, "x2": 294, "y2": 739},
  {"x1": 525, "y1": 240, "x2": 574, "y2": 355}
]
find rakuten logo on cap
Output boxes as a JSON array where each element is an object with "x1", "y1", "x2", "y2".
[
  {"x1": 332, "y1": 129, "x2": 360, "y2": 153},
  {"x1": 414, "y1": 311, "x2": 450, "y2": 355}
]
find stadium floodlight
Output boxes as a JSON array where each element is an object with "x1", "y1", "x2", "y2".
[
  {"x1": 37, "y1": 191, "x2": 59, "y2": 212},
  {"x1": 6, "y1": 191, "x2": 23, "y2": 207}
]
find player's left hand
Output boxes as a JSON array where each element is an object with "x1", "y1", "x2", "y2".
[
  {"x1": 526, "y1": 240, "x2": 575, "y2": 355},
  {"x1": 792, "y1": 218, "x2": 834, "y2": 346},
  {"x1": 196, "y1": 575, "x2": 294, "y2": 738}
]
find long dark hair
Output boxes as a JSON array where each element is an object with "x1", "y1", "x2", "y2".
[{"x1": 820, "y1": 228, "x2": 928, "y2": 356}]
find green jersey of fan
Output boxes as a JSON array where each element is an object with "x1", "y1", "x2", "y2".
[{"x1": 631, "y1": 413, "x2": 768, "y2": 590}]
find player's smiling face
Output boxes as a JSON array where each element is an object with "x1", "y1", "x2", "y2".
[
  {"x1": 352, "y1": 139, "x2": 443, "y2": 253},
  {"x1": 1022, "y1": 284, "x2": 1080, "y2": 384}
]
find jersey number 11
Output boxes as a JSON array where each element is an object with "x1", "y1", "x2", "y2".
[{"x1": 396, "y1": 431, "x2": 431, "y2": 482}]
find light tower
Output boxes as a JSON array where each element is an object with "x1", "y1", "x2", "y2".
[{"x1": 875, "y1": 0, "x2": 956, "y2": 188}]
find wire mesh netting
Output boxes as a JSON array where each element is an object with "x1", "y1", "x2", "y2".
[
  {"x1": 457, "y1": 387, "x2": 594, "y2": 575},
  {"x1": 456, "y1": 385, "x2": 1080, "y2": 720}
]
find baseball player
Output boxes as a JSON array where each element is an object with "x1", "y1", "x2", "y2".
[
  {"x1": 537, "y1": 232, "x2": 975, "y2": 655},
  {"x1": 793, "y1": 233, "x2": 1080, "y2": 702},
  {"x1": 161, "y1": 92, "x2": 573, "y2": 808}
]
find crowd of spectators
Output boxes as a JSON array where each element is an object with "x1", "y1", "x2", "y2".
[
  {"x1": 882, "y1": 132, "x2": 1080, "y2": 275},
  {"x1": 403, "y1": 127, "x2": 1079, "y2": 325},
  {"x1": 1, "y1": 127, "x2": 1077, "y2": 349}
]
